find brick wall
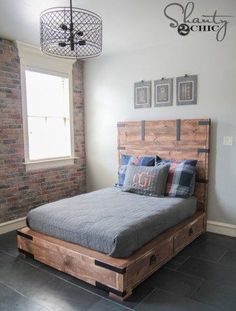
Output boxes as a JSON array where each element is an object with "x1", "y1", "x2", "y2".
[{"x1": 0, "y1": 39, "x2": 86, "y2": 224}]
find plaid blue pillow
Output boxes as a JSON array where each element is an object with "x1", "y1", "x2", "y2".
[
  {"x1": 117, "y1": 155, "x2": 155, "y2": 187},
  {"x1": 156, "y1": 157, "x2": 197, "y2": 198}
]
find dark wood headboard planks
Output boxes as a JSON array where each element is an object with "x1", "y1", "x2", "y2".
[{"x1": 117, "y1": 119, "x2": 211, "y2": 212}]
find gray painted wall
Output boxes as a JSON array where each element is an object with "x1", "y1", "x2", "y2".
[{"x1": 84, "y1": 0, "x2": 236, "y2": 225}]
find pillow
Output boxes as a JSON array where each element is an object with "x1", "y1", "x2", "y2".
[
  {"x1": 117, "y1": 155, "x2": 155, "y2": 187},
  {"x1": 121, "y1": 154, "x2": 155, "y2": 166},
  {"x1": 156, "y1": 157, "x2": 197, "y2": 198},
  {"x1": 117, "y1": 165, "x2": 128, "y2": 187},
  {"x1": 122, "y1": 164, "x2": 170, "y2": 197}
]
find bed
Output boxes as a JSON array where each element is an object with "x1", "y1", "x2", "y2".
[
  {"x1": 17, "y1": 118, "x2": 210, "y2": 300},
  {"x1": 27, "y1": 187, "x2": 197, "y2": 258}
]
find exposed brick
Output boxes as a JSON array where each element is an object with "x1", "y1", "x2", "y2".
[{"x1": 0, "y1": 39, "x2": 86, "y2": 223}]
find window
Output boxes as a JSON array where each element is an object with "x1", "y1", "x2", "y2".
[{"x1": 24, "y1": 69, "x2": 73, "y2": 165}]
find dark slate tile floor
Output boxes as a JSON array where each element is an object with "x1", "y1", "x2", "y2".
[{"x1": 0, "y1": 231, "x2": 235, "y2": 311}]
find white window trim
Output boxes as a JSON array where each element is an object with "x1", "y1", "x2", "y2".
[
  {"x1": 17, "y1": 41, "x2": 76, "y2": 171},
  {"x1": 24, "y1": 157, "x2": 76, "y2": 172}
]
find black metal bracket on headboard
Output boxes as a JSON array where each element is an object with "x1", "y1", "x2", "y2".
[
  {"x1": 176, "y1": 119, "x2": 181, "y2": 141},
  {"x1": 198, "y1": 148, "x2": 210, "y2": 154},
  {"x1": 141, "y1": 120, "x2": 145, "y2": 141}
]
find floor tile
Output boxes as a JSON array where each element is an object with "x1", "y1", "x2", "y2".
[
  {"x1": 28, "y1": 277, "x2": 101, "y2": 311},
  {"x1": 204, "y1": 233, "x2": 236, "y2": 251},
  {"x1": 179, "y1": 240, "x2": 227, "y2": 262},
  {"x1": 0, "y1": 231, "x2": 18, "y2": 256},
  {"x1": 88, "y1": 298, "x2": 132, "y2": 311},
  {"x1": 0, "y1": 282, "x2": 47, "y2": 311},
  {"x1": 178, "y1": 257, "x2": 236, "y2": 288},
  {"x1": 191, "y1": 280, "x2": 236, "y2": 311},
  {"x1": 134, "y1": 288, "x2": 219, "y2": 311},
  {"x1": 218, "y1": 250, "x2": 236, "y2": 267},
  {"x1": 144, "y1": 267, "x2": 203, "y2": 297},
  {"x1": 121, "y1": 282, "x2": 155, "y2": 309},
  {"x1": 0, "y1": 249, "x2": 17, "y2": 264},
  {"x1": 165, "y1": 254, "x2": 190, "y2": 271},
  {"x1": 0, "y1": 253, "x2": 55, "y2": 295}
]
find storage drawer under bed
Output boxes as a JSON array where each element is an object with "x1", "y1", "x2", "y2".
[
  {"x1": 125, "y1": 237, "x2": 173, "y2": 288},
  {"x1": 173, "y1": 214, "x2": 205, "y2": 253}
]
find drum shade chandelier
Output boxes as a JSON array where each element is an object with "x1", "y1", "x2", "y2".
[{"x1": 40, "y1": 0, "x2": 102, "y2": 59}]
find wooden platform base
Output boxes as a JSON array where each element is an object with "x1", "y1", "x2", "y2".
[{"x1": 17, "y1": 212, "x2": 205, "y2": 300}]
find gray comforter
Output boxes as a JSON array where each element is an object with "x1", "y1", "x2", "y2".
[{"x1": 27, "y1": 187, "x2": 197, "y2": 258}]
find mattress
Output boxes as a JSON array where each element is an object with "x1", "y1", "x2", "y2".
[{"x1": 27, "y1": 187, "x2": 197, "y2": 258}]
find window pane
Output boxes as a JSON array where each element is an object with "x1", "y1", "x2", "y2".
[
  {"x1": 25, "y1": 70, "x2": 70, "y2": 118},
  {"x1": 25, "y1": 70, "x2": 71, "y2": 160},
  {"x1": 28, "y1": 117, "x2": 71, "y2": 160}
]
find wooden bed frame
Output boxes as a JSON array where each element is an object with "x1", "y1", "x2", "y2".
[{"x1": 17, "y1": 118, "x2": 210, "y2": 301}]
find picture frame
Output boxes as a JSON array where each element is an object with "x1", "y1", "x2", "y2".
[
  {"x1": 176, "y1": 75, "x2": 197, "y2": 106},
  {"x1": 134, "y1": 80, "x2": 152, "y2": 108},
  {"x1": 154, "y1": 78, "x2": 173, "y2": 107}
]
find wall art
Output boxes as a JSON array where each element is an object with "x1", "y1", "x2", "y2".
[
  {"x1": 134, "y1": 80, "x2": 152, "y2": 108},
  {"x1": 154, "y1": 78, "x2": 173, "y2": 107},
  {"x1": 176, "y1": 75, "x2": 197, "y2": 105}
]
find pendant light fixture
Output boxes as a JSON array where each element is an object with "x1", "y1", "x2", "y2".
[{"x1": 40, "y1": 0, "x2": 102, "y2": 59}]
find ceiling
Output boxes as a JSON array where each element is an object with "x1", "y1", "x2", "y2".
[
  {"x1": 0, "y1": 0, "x2": 235, "y2": 56},
  {"x1": 0, "y1": 0, "x2": 170, "y2": 56}
]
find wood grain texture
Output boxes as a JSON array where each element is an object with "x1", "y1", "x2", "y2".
[{"x1": 118, "y1": 119, "x2": 210, "y2": 211}]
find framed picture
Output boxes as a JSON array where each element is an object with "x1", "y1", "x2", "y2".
[
  {"x1": 176, "y1": 75, "x2": 197, "y2": 105},
  {"x1": 154, "y1": 78, "x2": 173, "y2": 107},
  {"x1": 134, "y1": 80, "x2": 151, "y2": 108}
]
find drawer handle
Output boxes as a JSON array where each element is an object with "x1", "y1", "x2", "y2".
[
  {"x1": 149, "y1": 254, "x2": 157, "y2": 266},
  {"x1": 189, "y1": 227, "x2": 194, "y2": 236}
]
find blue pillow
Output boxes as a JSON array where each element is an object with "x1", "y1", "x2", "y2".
[
  {"x1": 121, "y1": 154, "x2": 155, "y2": 166},
  {"x1": 117, "y1": 155, "x2": 155, "y2": 187},
  {"x1": 121, "y1": 154, "x2": 131, "y2": 165},
  {"x1": 117, "y1": 165, "x2": 128, "y2": 187}
]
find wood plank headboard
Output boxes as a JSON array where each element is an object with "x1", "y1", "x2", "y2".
[{"x1": 117, "y1": 119, "x2": 210, "y2": 212}]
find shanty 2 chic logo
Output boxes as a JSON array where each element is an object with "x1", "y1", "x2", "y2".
[{"x1": 164, "y1": 1, "x2": 233, "y2": 41}]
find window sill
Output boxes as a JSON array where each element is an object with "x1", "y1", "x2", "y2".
[{"x1": 24, "y1": 157, "x2": 77, "y2": 172}]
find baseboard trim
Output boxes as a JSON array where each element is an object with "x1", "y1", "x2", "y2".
[
  {"x1": 0, "y1": 217, "x2": 26, "y2": 235},
  {"x1": 207, "y1": 220, "x2": 236, "y2": 237}
]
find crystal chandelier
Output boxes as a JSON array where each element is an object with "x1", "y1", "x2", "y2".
[{"x1": 40, "y1": 0, "x2": 102, "y2": 59}]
